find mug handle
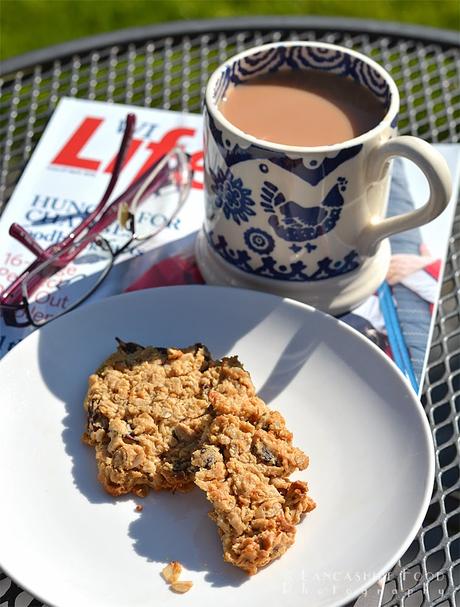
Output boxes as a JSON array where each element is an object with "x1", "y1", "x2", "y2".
[{"x1": 358, "y1": 136, "x2": 452, "y2": 256}]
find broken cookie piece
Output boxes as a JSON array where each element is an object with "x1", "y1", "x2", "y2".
[
  {"x1": 162, "y1": 561, "x2": 182, "y2": 584},
  {"x1": 82, "y1": 342, "x2": 219, "y2": 496},
  {"x1": 192, "y1": 445, "x2": 314, "y2": 574},
  {"x1": 191, "y1": 359, "x2": 315, "y2": 575},
  {"x1": 170, "y1": 581, "x2": 193, "y2": 593}
]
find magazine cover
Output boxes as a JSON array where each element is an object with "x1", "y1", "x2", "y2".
[{"x1": 0, "y1": 97, "x2": 459, "y2": 399}]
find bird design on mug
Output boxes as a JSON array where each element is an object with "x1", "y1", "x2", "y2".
[{"x1": 260, "y1": 177, "x2": 348, "y2": 243}]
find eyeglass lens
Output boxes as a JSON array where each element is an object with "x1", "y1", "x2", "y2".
[{"x1": 21, "y1": 236, "x2": 113, "y2": 326}]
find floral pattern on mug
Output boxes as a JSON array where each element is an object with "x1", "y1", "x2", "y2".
[{"x1": 210, "y1": 167, "x2": 256, "y2": 225}]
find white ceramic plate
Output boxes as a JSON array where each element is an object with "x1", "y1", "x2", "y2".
[{"x1": 0, "y1": 286, "x2": 434, "y2": 607}]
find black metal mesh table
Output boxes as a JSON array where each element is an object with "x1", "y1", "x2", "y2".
[{"x1": 0, "y1": 16, "x2": 459, "y2": 607}]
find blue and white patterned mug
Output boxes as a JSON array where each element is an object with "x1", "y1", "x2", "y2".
[{"x1": 195, "y1": 42, "x2": 452, "y2": 314}]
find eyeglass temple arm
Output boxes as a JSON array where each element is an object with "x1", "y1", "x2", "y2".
[
  {"x1": 9, "y1": 223, "x2": 48, "y2": 258},
  {"x1": 79, "y1": 147, "x2": 191, "y2": 242},
  {"x1": 57, "y1": 113, "x2": 136, "y2": 249},
  {"x1": 0, "y1": 221, "x2": 59, "y2": 302},
  {"x1": 80, "y1": 152, "x2": 173, "y2": 238}
]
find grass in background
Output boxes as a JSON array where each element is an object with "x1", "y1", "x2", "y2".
[{"x1": 1, "y1": 0, "x2": 459, "y2": 61}]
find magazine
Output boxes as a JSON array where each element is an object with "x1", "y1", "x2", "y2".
[{"x1": 0, "y1": 97, "x2": 459, "y2": 398}]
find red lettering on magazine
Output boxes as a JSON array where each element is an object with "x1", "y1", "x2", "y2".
[
  {"x1": 51, "y1": 117, "x2": 203, "y2": 189},
  {"x1": 52, "y1": 117, "x2": 103, "y2": 170}
]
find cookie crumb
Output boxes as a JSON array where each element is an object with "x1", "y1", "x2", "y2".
[
  {"x1": 162, "y1": 561, "x2": 182, "y2": 584},
  {"x1": 170, "y1": 581, "x2": 193, "y2": 593},
  {"x1": 135, "y1": 504, "x2": 143, "y2": 512}
]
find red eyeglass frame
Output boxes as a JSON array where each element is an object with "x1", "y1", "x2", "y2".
[{"x1": 0, "y1": 113, "x2": 192, "y2": 327}]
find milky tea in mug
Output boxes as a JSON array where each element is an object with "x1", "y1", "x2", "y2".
[
  {"x1": 196, "y1": 43, "x2": 451, "y2": 314},
  {"x1": 218, "y1": 70, "x2": 386, "y2": 147}
]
